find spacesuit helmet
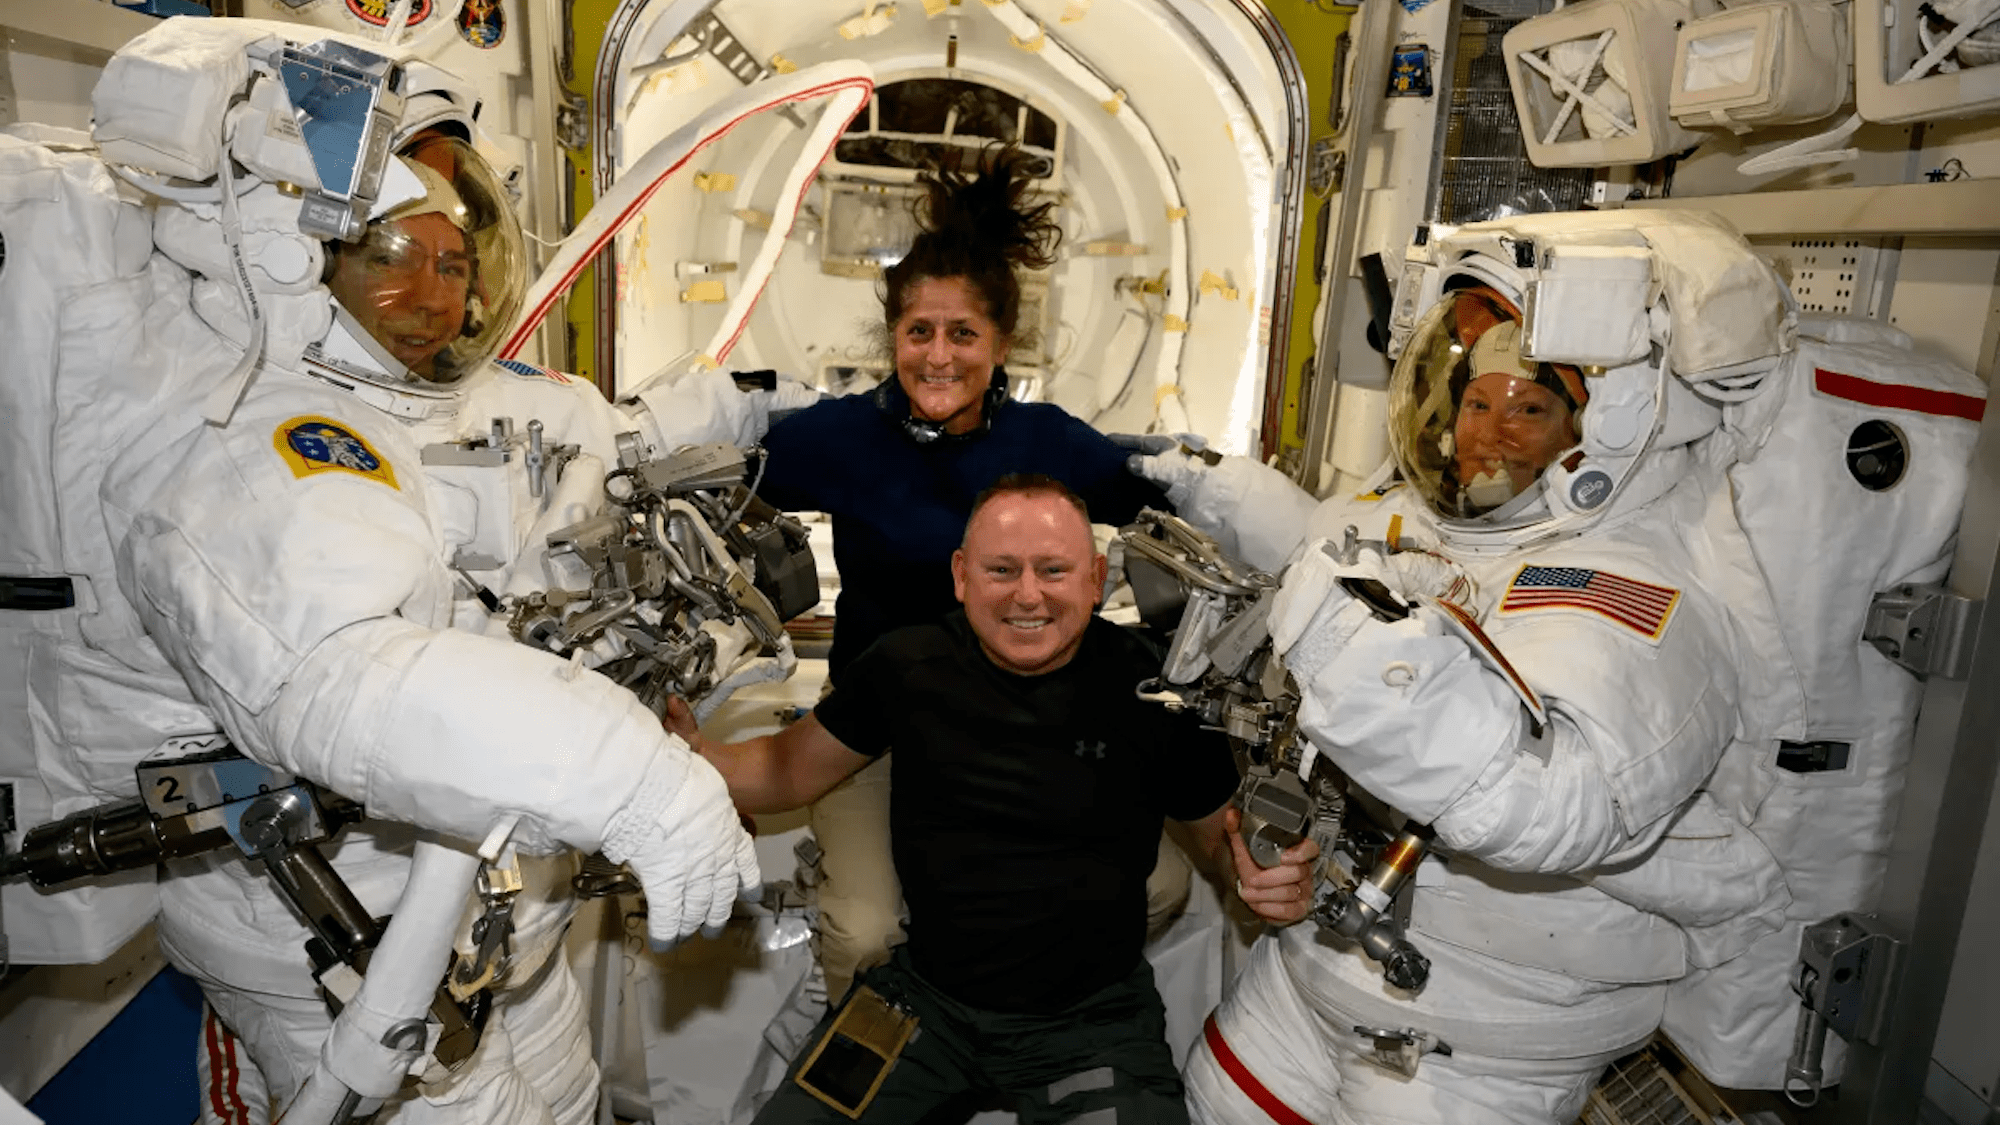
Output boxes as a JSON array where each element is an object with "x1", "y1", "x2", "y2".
[
  {"x1": 318, "y1": 130, "x2": 526, "y2": 387},
  {"x1": 1385, "y1": 213, "x2": 1796, "y2": 548},
  {"x1": 1388, "y1": 284, "x2": 1589, "y2": 521}
]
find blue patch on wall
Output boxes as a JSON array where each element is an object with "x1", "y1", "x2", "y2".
[{"x1": 28, "y1": 966, "x2": 203, "y2": 1124}]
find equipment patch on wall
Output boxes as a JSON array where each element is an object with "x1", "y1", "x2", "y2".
[
  {"x1": 1389, "y1": 44, "x2": 1435, "y2": 98},
  {"x1": 1754, "y1": 238, "x2": 1887, "y2": 318}
]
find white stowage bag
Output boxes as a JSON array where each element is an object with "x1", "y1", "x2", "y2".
[
  {"x1": 0, "y1": 131, "x2": 232, "y2": 963},
  {"x1": 1664, "y1": 315, "x2": 1987, "y2": 1088}
]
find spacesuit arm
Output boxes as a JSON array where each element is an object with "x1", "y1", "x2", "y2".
[
  {"x1": 117, "y1": 418, "x2": 755, "y2": 942},
  {"x1": 1127, "y1": 450, "x2": 1318, "y2": 573},
  {"x1": 137, "y1": 605, "x2": 756, "y2": 943},
  {"x1": 1277, "y1": 550, "x2": 1738, "y2": 876},
  {"x1": 616, "y1": 369, "x2": 821, "y2": 458}
]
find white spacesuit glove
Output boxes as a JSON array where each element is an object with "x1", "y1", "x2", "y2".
[
  {"x1": 1123, "y1": 449, "x2": 1319, "y2": 574},
  {"x1": 1270, "y1": 538, "x2": 1521, "y2": 824},
  {"x1": 1106, "y1": 431, "x2": 1208, "y2": 458},
  {"x1": 1268, "y1": 540, "x2": 1399, "y2": 661},
  {"x1": 622, "y1": 368, "x2": 823, "y2": 453},
  {"x1": 1269, "y1": 539, "x2": 1479, "y2": 656},
  {"x1": 599, "y1": 741, "x2": 761, "y2": 946}
]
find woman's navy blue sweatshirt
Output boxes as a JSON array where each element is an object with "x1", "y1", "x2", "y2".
[{"x1": 755, "y1": 380, "x2": 1170, "y2": 682}]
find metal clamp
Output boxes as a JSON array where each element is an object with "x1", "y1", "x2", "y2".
[
  {"x1": 1863, "y1": 583, "x2": 1982, "y2": 679},
  {"x1": 1785, "y1": 913, "x2": 1904, "y2": 1107},
  {"x1": 1351, "y1": 1025, "x2": 1450, "y2": 1078}
]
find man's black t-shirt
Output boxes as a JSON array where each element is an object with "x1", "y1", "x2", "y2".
[{"x1": 813, "y1": 610, "x2": 1239, "y2": 1015}]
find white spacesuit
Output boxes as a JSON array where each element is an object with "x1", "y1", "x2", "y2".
[
  {"x1": 1139, "y1": 212, "x2": 1811, "y2": 1124},
  {"x1": 0, "y1": 17, "x2": 814, "y2": 1124}
]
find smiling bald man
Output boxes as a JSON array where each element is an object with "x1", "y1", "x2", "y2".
[{"x1": 668, "y1": 473, "x2": 1316, "y2": 1125}]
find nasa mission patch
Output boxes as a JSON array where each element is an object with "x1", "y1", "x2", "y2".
[{"x1": 274, "y1": 416, "x2": 400, "y2": 489}]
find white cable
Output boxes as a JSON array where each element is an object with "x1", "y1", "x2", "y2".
[
  {"x1": 201, "y1": 112, "x2": 271, "y2": 426},
  {"x1": 699, "y1": 80, "x2": 868, "y2": 367},
  {"x1": 499, "y1": 61, "x2": 875, "y2": 380},
  {"x1": 380, "y1": 0, "x2": 416, "y2": 45}
]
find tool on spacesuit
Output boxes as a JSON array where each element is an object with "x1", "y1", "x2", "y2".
[
  {"x1": 1120, "y1": 510, "x2": 1433, "y2": 994},
  {"x1": 448, "y1": 851, "x2": 523, "y2": 1000},
  {"x1": 1, "y1": 739, "x2": 360, "y2": 889},
  {"x1": 503, "y1": 438, "x2": 816, "y2": 717},
  {"x1": 0, "y1": 741, "x2": 494, "y2": 1070}
]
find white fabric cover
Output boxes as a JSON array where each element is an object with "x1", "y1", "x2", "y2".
[
  {"x1": 1662, "y1": 319, "x2": 1986, "y2": 1088},
  {"x1": 0, "y1": 133, "x2": 220, "y2": 963},
  {"x1": 89, "y1": 17, "x2": 268, "y2": 182}
]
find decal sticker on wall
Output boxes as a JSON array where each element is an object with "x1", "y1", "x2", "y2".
[
  {"x1": 1388, "y1": 43, "x2": 1434, "y2": 98},
  {"x1": 458, "y1": 0, "x2": 505, "y2": 49},
  {"x1": 346, "y1": 0, "x2": 434, "y2": 28}
]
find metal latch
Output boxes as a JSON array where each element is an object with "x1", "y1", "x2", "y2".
[
  {"x1": 1863, "y1": 583, "x2": 1981, "y2": 679},
  {"x1": 1784, "y1": 913, "x2": 1904, "y2": 1108}
]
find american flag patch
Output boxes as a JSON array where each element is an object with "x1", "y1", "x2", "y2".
[
  {"x1": 496, "y1": 358, "x2": 573, "y2": 384},
  {"x1": 1498, "y1": 565, "x2": 1681, "y2": 641}
]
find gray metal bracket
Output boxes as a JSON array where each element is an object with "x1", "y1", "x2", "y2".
[
  {"x1": 1863, "y1": 583, "x2": 1982, "y2": 680},
  {"x1": 1799, "y1": 913, "x2": 1905, "y2": 1047}
]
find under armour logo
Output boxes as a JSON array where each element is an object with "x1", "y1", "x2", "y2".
[{"x1": 1074, "y1": 740, "x2": 1106, "y2": 759}]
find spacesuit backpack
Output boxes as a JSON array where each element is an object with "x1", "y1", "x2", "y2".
[
  {"x1": 1661, "y1": 315, "x2": 1987, "y2": 1091},
  {"x1": 0, "y1": 125, "x2": 243, "y2": 965}
]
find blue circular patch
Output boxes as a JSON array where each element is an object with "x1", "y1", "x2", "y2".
[{"x1": 1569, "y1": 469, "x2": 1614, "y2": 510}]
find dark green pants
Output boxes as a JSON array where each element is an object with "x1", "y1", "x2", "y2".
[{"x1": 753, "y1": 949, "x2": 1191, "y2": 1125}]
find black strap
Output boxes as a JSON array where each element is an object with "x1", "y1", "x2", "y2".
[{"x1": 0, "y1": 577, "x2": 75, "y2": 611}]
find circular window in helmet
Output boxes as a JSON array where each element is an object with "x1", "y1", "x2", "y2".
[
  {"x1": 1846, "y1": 420, "x2": 1909, "y2": 492},
  {"x1": 323, "y1": 133, "x2": 526, "y2": 385},
  {"x1": 1387, "y1": 285, "x2": 1590, "y2": 521}
]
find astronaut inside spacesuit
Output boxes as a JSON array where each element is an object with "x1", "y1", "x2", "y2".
[
  {"x1": 1128, "y1": 213, "x2": 1802, "y2": 1125},
  {"x1": 0, "y1": 18, "x2": 817, "y2": 1125},
  {"x1": 322, "y1": 143, "x2": 480, "y2": 383}
]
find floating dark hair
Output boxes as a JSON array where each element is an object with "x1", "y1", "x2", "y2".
[{"x1": 882, "y1": 144, "x2": 1061, "y2": 342}]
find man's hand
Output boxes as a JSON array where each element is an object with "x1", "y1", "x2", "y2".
[
  {"x1": 663, "y1": 695, "x2": 707, "y2": 758},
  {"x1": 1225, "y1": 806, "x2": 1318, "y2": 926}
]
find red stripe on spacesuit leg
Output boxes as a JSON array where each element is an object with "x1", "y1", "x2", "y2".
[
  {"x1": 1815, "y1": 368, "x2": 1987, "y2": 422},
  {"x1": 203, "y1": 1007, "x2": 252, "y2": 1125},
  {"x1": 204, "y1": 1008, "x2": 230, "y2": 1124},
  {"x1": 1202, "y1": 1013, "x2": 1317, "y2": 1125}
]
